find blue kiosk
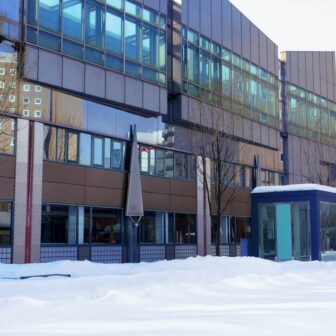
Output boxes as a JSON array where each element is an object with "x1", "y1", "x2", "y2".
[{"x1": 251, "y1": 184, "x2": 336, "y2": 261}]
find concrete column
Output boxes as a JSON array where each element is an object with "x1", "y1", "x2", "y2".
[
  {"x1": 30, "y1": 122, "x2": 43, "y2": 262},
  {"x1": 197, "y1": 156, "x2": 211, "y2": 256},
  {"x1": 13, "y1": 119, "x2": 29, "y2": 263}
]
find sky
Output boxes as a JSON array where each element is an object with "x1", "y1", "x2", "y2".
[{"x1": 229, "y1": 0, "x2": 336, "y2": 53}]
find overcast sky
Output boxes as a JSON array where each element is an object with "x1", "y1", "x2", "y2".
[{"x1": 229, "y1": 0, "x2": 336, "y2": 53}]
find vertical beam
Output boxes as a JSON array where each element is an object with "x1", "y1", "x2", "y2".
[
  {"x1": 13, "y1": 118, "x2": 29, "y2": 263},
  {"x1": 197, "y1": 156, "x2": 211, "y2": 256},
  {"x1": 30, "y1": 122, "x2": 43, "y2": 262}
]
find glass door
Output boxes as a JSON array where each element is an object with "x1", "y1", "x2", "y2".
[{"x1": 276, "y1": 203, "x2": 292, "y2": 261}]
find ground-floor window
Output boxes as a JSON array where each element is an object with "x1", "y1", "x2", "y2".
[
  {"x1": 320, "y1": 202, "x2": 336, "y2": 259},
  {"x1": 0, "y1": 201, "x2": 12, "y2": 245},
  {"x1": 139, "y1": 211, "x2": 197, "y2": 245},
  {"x1": 41, "y1": 204, "x2": 122, "y2": 245},
  {"x1": 211, "y1": 216, "x2": 251, "y2": 244}
]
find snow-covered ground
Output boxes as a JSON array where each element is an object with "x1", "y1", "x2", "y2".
[{"x1": 1, "y1": 257, "x2": 336, "y2": 335}]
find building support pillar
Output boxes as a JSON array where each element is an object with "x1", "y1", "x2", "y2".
[
  {"x1": 30, "y1": 122, "x2": 43, "y2": 262},
  {"x1": 13, "y1": 120, "x2": 43, "y2": 263},
  {"x1": 13, "y1": 119, "x2": 29, "y2": 263},
  {"x1": 197, "y1": 156, "x2": 211, "y2": 256}
]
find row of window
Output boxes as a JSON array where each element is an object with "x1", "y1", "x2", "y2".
[
  {"x1": 182, "y1": 28, "x2": 279, "y2": 128},
  {"x1": 287, "y1": 84, "x2": 336, "y2": 144},
  {"x1": 43, "y1": 126, "x2": 125, "y2": 169},
  {"x1": 211, "y1": 216, "x2": 251, "y2": 244},
  {"x1": 139, "y1": 144, "x2": 196, "y2": 181},
  {"x1": 26, "y1": 0, "x2": 167, "y2": 85},
  {"x1": 0, "y1": 96, "x2": 42, "y2": 105},
  {"x1": 43, "y1": 125, "x2": 198, "y2": 181},
  {"x1": 42, "y1": 204, "x2": 197, "y2": 245},
  {"x1": 0, "y1": 81, "x2": 42, "y2": 93}
]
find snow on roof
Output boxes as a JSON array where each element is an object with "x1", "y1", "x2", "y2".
[{"x1": 252, "y1": 183, "x2": 336, "y2": 194}]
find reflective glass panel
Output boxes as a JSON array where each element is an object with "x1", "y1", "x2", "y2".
[
  {"x1": 91, "y1": 207, "x2": 121, "y2": 244},
  {"x1": 39, "y1": 0, "x2": 61, "y2": 33},
  {"x1": 85, "y1": 0, "x2": 104, "y2": 49},
  {"x1": 41, "y1": 205, "x2": 77, "y2": 244},
  {"x1": 63, "y1": 0, "x2": 83, "y2": 41},
  {"x1": 106, "y1": 9, "x2": 123, "y2": 54},
  {"x1": 93, "y1": 136, "x2": 103, "y2": 166},
  {"x1": 140, "y1": 211, "x2": 165, "y2": 244},
  {"x1": 0, "y1": 201, "x2": 11, "y2": 245},
  {"x1": 142, "y1": 24, "x2": 158, "y2": 67},
  {"x1": 125, "y1": 17, "x2": 141, "y2": 60},
  {"x1": 79, "y1": 133, "x2": 91, "y2": 165}
]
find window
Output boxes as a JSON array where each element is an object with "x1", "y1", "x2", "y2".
[
  {"x1": 63, "y1": 0, "x2": 83, "y2": 41},
  {"x1": 85, "y1": 0, "x2": 105, "y2": 49},
  {"x1": 66, "y1": 131, "x2": 78, "y2": 162},
  {"x1": 43, "y1": 126, "x2": 57, "y2": 160},
  {"x1": 34, "y1": 110, "x2": 41, "y2": 118},
  {"x1": 9, "y1": 69, "x2": 16, "y2": 76},
  {"x1": 174, "y1": 213, "x2": 197, "y2": 244},
  {"x1": 35, "y1": 86, "x2": 42, "y2": 92},
  {"x1": 79, "y1": 133, "x2": 91, "y2": 165},
  {"x1": 106, "y1": 0, "x2": 122, "y2": 10},
  {"x1": 140, "y1": 211, "x2": 165, "y2": 244},
  {"x1": 35, "y1": 98, "x2": 42, "y2": 105},
  {"x1": 125, "y1": 0, "x2": 141, "y2": 17},
  {"x1": 0, "y1": 81, "x2": 4, "y2": 88},
  {"x1": 8, "y1": 95, "x2": 15, "y2": 103},
  {"x1": 125, "y1": 17, "x2": 141, "y2": 60},
  {"x1": 142, "y1": 23, "x2": 158, "y2": 67},
  {"x1": 56, "y1": 128, "x2": 65, "y2": 161},
  {"x1": 93, "y1": 136, "x2": 104, "y2": 166},
  {"x1": 140, "y1": 145, "x2": 149, "y2": 173},
  {"x1": 10, "y1": 82, "x2": 16, "y2": 89},
  {"x1": 112, "y1": 141, "x2": 123, "y2": 169},
  {"x1": 39, "y1": 0, "x2": 61, "y2": 33},
  {"x1": 24, "y1": 98, "x2": 30, "y2": 105},
  {"x1": 106, "y1": 9, "x2": 123, "y2": 54},
  {"x1": 41, "y1": 205, "x2": 77, "y2": 244},
  {"x1": 0, "y1": 201, "x2": 12, "y2": 245},
  {"x1": 104, "y1": 138, "x2": 111, "y2": 168},
  {"x1": 91, "y1": 207, "x2": 121, "y2": 244},
  {"x1": 39, "y1": 30, "x2": 61, "y2": 51},
  {"x1": 23, "y1": 110, "x2": 30, "y2": 117},
  {"x1": 0, "y1": 68, "x2": 5, "y2": 75},
  {"x1": 23, "y1": 84, "x2": 30, "y2": 92}
]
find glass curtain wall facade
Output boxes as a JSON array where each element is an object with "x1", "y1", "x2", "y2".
[
  {"x1": 26, "y1": 0, "x2": 167, "y2": 85},
  {"x1": 182, "y1": 27, "x2": 279, "y2": 128},
  {"x1": 287, "y1": 84, "x2": 336, "y2": 143}
]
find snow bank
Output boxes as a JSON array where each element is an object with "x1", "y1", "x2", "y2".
[
  {"x1": 1, "y1": 257, "x2": 336, "y2": 335},
  {"x1": 252, "y1": 183, "x2": 336, "y2": 194}
]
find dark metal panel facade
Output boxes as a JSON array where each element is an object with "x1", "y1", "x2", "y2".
[
  {"x1": 222, "y1": 0, "x2": 232, "y2": 50},
  {"x1": 200, "y1": 0, "x2": 212, "y2": 38},
  {"x1": 211, "y1": 0, "x2": 222, "y2": 44},
  {"x1": 313, "y1": 52, "x2": 321, "y2": 95},
  {"x1": 241, "y1": 15, "x2": 251, "y2": 60},
  {"x1": 188, "y1": 0, "x2": 200, "y2": 31},
  {"x1": 232, "y1": 6, "x2": 242, "y2": 55}
]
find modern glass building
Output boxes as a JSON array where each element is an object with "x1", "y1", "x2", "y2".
[{"x1": 0, "y1": 0, "x2": 335, "y2": 263}]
